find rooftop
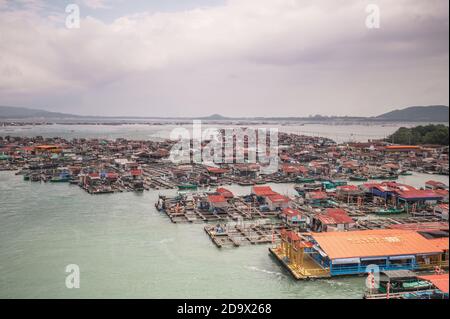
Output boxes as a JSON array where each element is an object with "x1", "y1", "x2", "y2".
[{"x1": 311, "y1": 229, "x2": 448, "y2": 260}]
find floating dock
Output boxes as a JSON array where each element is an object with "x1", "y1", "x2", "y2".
[
  {"x1": 204, "y1": 222, "x2": 284, "y2": 248},
  {"x1": 268, "y1": 246, "x2": 331, "y2": 280}
]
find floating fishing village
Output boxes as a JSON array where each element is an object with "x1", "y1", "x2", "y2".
[{"x1": 0, "y1": 130, "x2": 449, "y2": 299}]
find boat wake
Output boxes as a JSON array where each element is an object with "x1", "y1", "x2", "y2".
[{"x1": 245, "y1": 266, "x2": 285, "y2": 277}]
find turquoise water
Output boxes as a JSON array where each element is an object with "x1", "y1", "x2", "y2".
[
  {"x1": 0, "y1": 122, "x2": 448, "y2": 298},
  {"x1": 0, "y1": 172, "x2": 367, "y2": 298},
  {"x1": 0, "y1": 122, "x2": 433, "y2": 143},
  {"x1": 0, "y1": 171, "x2": 447, "y2": 298}
]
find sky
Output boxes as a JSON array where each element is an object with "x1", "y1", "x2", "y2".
[{"x1": 0, "y1": 0, "x2": 448, "y2": 117}]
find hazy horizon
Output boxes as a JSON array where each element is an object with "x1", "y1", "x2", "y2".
[{"x1": 0, "y1": 0, "x2": 449, "y2": 117}]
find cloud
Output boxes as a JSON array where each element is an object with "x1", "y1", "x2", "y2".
[
  {"x1": 0, "y1": 0, "x2": 448, "y2": 116},
  {"x1": 81, "y1": 0, "x2": 110, "y2": 9}
]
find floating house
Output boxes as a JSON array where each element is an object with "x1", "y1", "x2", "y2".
[
  {"x1": 207, "y1": 194, "x2": 228, "y2": 210},
  {"x1": 335, "y1": 185, "x2": 364, "y2": 203},
  {"x1": 270, "y1": 229, "x2": 449, "y2": 279},
  {"x1": 311, "y1": 208, "x2": 356, "y2": 232},
  {"x1": 34, "y1": 144, "x2": 62, "y2": 154},
  {"x1": 216, "y1": 187, "x2": 234, "y2": 199},
  {"x1": 206, "y1": 166, "x2": 228, "y2": 177},
  {"x1": 425, "y1": 180, "x2": 448, "y2": 190},
  {"x1": 265, "y1": 193, "x2": 290, "y2": 211},
  {"x1": 280, "y1": 164, "x2": 308, "y2": 177},
  {"x1": 362, "y1": 182, "x2": 444, "y2": 211},
  {"x1": 309, "y1": 229, "x2": 448, "y2": 276},
  {"x1": 305, "y1": 191, "x2": 329, "y2": 207},
  {"x1": 280, "y1": 208, "x2": 308, "y2": 229},
  {"x1": 384, "y1": 145, "x2": 422, "y2": 152}
]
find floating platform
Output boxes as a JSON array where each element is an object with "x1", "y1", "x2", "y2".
[
  {"x1": 204, "y1": 223, "x2": 284, "y2": 248},
  {"x1": 268, "y1": 247, "x2": 330, "y2": 280}
]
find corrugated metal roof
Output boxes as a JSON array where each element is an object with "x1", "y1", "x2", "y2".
[
  {"x1": 418, "y1": 274, "x2": 449, "y2": 293},
  {"x1": 312, "y1": 229, "x2": 447, "y2": 260}
]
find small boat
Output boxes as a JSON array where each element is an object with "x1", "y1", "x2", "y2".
[
  {"x1": 296, "y1": 177, "x2": 315, "y2": 183},
  {"x1": 370, "y1": 174, "x2": 398, "y2": 180},
  {"x1": 321, "y1": 181, "x2": 336, "y2": 190},
  {"x1": 50, "y1": 176, "x2": 70, "y2": 183},
  {"x1": 237, "y1": 181, "x2": 254, "y2": 186},
  {"x1": 349, "y1": 175, "x2": 368, "y2": 182},
  {"x1": 374, "y1": 207, "x2": 405, "y2": 215},
  {"x1": 383, "y1": 175, "x2": 399, "y2": 180},
  {"x1": 332, "y1": 180, "x2": 347, "y2": 186},
  {"x1": 177, "y1": 183, "x2": 198, "y2": 190}
]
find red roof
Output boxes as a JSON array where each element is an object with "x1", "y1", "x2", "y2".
[
  {"x1": 418, "y1": 274, "x2": 449, "y2": 293},
  {"x1": 208, "y1": 195, "x2": 227, "y2": 203},
  {"x1": 282, "y1": 208, "x2": 302, "y2": 218},
  {"x1": 307, "y1": 191, "x2": 328, "y2": 200},
  {"x1": 267, "y1": 194, "x2": 290, "y2": 203},
  {"x1": 435, "y1": 189, "x2": 449, "y2": 197},
  {"x1": 252, "y1": 186, "x2": 277, "y2": 197},
  {"x1": 317, "y1": 214, "x2": 338, "y2": 225},
  {"x1": 325, "y1": 208, "x2": 354, "y2": 224},
  {"x1": 397, "y1": 189, "x2": 443, "y2": 200},
  {"x1": 281, "y1": 164, "x2": 308, "y2": 174},
  {"x1": 385, "y1": 145, "x2": 421, "y2": 150},
  {"x1": 425, "y1": 180, "x2": 447, "y2": 187},
  {"x1": 281, "y1": 230, "x2": 301, "y2": 242},
  {"x1": 336, "y1": 185, "x2": 359, "y2": 192},
  {"x1": 206, "y1": 166, "x2": 228, "y2": 174},
  {"x1": 216, "y1": 187, "x2": 234, "y2": 198},
  {"x1": 130, "y1": 169, "x2": 142, "y2": 176},
  {"x1": 317, "y1": 208, "x2": 354, "y2": 225}
]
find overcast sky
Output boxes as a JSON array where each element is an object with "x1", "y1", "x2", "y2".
[{"x1": 0, "y1": 0, "x2": 448, "y2": 117}]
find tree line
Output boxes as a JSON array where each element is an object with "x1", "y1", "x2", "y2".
[{"x1": 386, "y1": 124, "x2": 449, "y2": 145}]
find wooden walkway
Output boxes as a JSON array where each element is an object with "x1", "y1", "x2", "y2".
[{"x1": 204, "y1": 223, "x2": 284, "y2": 248}]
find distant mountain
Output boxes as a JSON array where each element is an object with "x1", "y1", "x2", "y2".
[
  {"x1": 199, "y1": 114, "x2": 231, "y2": 120},
  {"x1": 0, "y1": 105, "x2": 81, "y2": 119},
  {"x1": 1, "y1": 105, "x2": 449, "y2": 122},
  {"x1": 376, "y1": 105, "x2": 449, "y2": 122}
]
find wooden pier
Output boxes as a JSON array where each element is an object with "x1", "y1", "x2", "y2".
[{"x1": 204, "y1": 222, "x2": 284, "y2": 248}]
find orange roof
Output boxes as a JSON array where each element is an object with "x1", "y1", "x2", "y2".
[
  {"x1": 417, "y1": 274, "x2": 449, "y2": 293},
  {"x1": 216, "y1": 187, "x2": 234, "y2": 198},
  {"x1": 252, "y1": 186, "x2": 277, "y2": 197},
  {"x1": 35, "y1": 145, "x2": 60, "y2": 149},
  {"x1": 208, "y1": 194, "x2": 227, "y2": 203},
  {"x1": 206, "y1": 166, "x2": 228, "y2": 174},
  {"x1": 385, "y1": 145, "x2": 421, "y2": 150},
  {"x1": 388, "y1": 222, "x2": 449, "y2": 232},
  {"x1": 311, "y1": 229, "x2": 446, "y2": 260},
  {"x1": 267, "y1": 194, "x2": 290, "y2": 203},
  {"x1": 428, "y1": 237, "x2": 449, "y2": 252}
]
